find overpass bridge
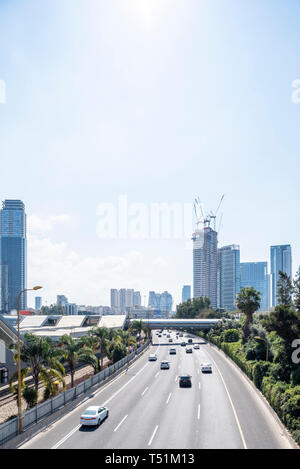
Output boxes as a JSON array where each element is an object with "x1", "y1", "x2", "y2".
[{"x1": 129, "y1": 318, "x2": 220, "y2": 330}]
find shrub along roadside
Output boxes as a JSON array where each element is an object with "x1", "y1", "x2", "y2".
[{"x1": 199, "y1": 332, "x2": 300, "y2": 446}]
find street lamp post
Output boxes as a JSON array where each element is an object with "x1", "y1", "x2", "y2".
[{"x1": 17, "y1": 286, "x2": 42, "y2": 433}]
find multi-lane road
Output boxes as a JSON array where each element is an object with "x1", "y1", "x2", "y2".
[{"x1": 20, "y1": 331, "x2": 295, "y2": 449}]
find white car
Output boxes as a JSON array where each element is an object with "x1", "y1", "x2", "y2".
[
  {"x1": 201, "y1": 363, "x2": 212, "y2": 373},
  {"x1": 160, "y1": 361, "x2": 170, "y2": 369},
  {"x1": 193, "y1": 344, "x2": 200, "y2": 350},
  {"x1": 148, "y1": 354, "x2": 157, "y2": 361},
  {"x1": 80, "y1": 406, "x2": 109, "y2": 426},
  {"x1": 169, "y1": 348, "x2": 176, "y2": 355}
]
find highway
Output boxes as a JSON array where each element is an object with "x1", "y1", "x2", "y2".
[{"x1": 20, "y1": 330, "x2": 294, "y2": 449}]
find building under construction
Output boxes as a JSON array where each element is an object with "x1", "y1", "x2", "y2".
[{"x1": 192, "y1": 197, "x2": 224, "y2": 309}]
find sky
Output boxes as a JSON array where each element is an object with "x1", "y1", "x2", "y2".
[{"x1": 0, "y1": 0, "x2": 299, "y2": 308}]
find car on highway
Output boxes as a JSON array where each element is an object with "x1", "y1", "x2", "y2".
[
  {"x1": 80, "y1": 406, "x2": 109, "y2": 426},
  {"x1": 201, "y1": 363, "x2": 213, "y2": 373},
  {"x1": 188, "y1": 338, "x2": 193, "y2": 343},
  {"x1": 179, "y1": 333, "x2": 183, "y2": 337},
  {"x1": 193, "y1": 344, "x2": 200, "y2": 350},
  {"x1": 160, "y1": 361, "x2": 170, "y2": 370},
  {"x1": 179, "y1": 375, "x2": 192, "y2": 388},
  {"x1": 169, "y1": 348, "x2": 176, "y2": 355},
  {"x1": 168, "y1": 338, "x2": 173, "y2": 342},
  {"x1": 148, "y1": 354, "x2": 157, "y2": 361},
  {"x1": 186, "y1": 348, "x2": 193, "y2": 354},
  {"x1": 181, "y1": 341, "x2": 186, "y2": 346}
]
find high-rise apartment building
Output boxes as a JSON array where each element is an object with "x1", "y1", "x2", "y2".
[
  {"x1": 133, "y1": 291, "x2": 142, "y2": 307},
  {"x1": 192, "y1": 227, "x2": 218, "y2": 309},
  {"x1": 182, "y1": 285, "x2": 191, "y2": 303},
  {"x1": 111, "y1": 289, "x2": 142, "y2": 312},
  {"x1": 270, "y1": 245, "x2": 292, "y2": 307},
  {"x1": 218, "y1": 245, "x2": 240, "y2": 311},
  {"x1": 240, "y1": 262, "x2": 270, "y2": 311},
  {"x1": 0, "y1": 200, "x2": 27, "y2": 312},
  {"x1": 110, "y1": 289, "x2": 120, "y2": 309}
]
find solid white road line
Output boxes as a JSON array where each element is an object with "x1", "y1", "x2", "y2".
[
  {"x1": 141, "y1": 386, "x2": 149, "y2": 396},
  {"x1": 166, "y1": 393, "x2": 172, "y2": 404},
  {"x1": 148, "y1": 425, "x2": 159, "y2": 446},
  {"x1": 197, "y1": 404, "x2": 201, "y2": 420},
  {"x1": 198, "y1": 382, "x2": 201, "y2": 390},
  {"x1": 52, "y1": 425, "x2": 81, "y2": 449},
  {"x1": 113, "y1": 415, "x2": 128, "y2": 432},
  {"x1": 155, "y1": 372, "x2": 160, "y2": 378},
  {"x1": 205, "y1": 352, "x2": 248, "y2": 449}
]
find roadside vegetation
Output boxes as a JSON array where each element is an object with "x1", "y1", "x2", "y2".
[{"x1": 179, "y1": 269, "x2": 300, "y2": 446}]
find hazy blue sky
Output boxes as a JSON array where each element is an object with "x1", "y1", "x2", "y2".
[{"x1": 0, "y1": 0, "x2": 299, "y2": 307}]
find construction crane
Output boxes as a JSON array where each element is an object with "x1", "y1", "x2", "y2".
[
  {"x1": 209, "y1": 194, "x2": 225, "y2": 232},
  {"x1": 193, "y1": 195, "x2": 225, "y2": 232}
]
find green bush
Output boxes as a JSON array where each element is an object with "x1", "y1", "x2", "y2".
[
  {"x1": 22, "y1": 386, "x2": 38, "y2": 409},
  {"x1": 223, "y1": 329, "x2": 240, "y2": 343},
  {"x1": 252, "y1": 361, "x2": 272, "y2": 390}
]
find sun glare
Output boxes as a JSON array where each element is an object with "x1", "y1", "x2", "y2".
[{"x1": 121, "y1": 0, "x2": 172, "y2": 32}]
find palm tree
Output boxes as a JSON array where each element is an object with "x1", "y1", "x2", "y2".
[
  {"x1": 131, "y1": 320, "x2": 147, "y2": 343},
  {"x1": 59, "y1": 335, "x2": 97, "y2": 387},
  {"x1": 115, "y1": 330, "x2": 137, "y2": 351},
  {"x1": 9, "y1": 333, "x2": 65, "y2": 403},
  {"x1": 89, "y1": 327, "x2": 110, "y2": 370},
  {"x1": 236, "y1": 287, "x2": 261, "y2": 339}
]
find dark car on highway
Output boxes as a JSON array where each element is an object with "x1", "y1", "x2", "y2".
[{"x1": 179, "y1": 375, "x2": 192, "y2": 388}]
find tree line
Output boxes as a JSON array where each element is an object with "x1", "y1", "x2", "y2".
[{"x1": 8, "y1": 320, "x2": 148, "y2": 411}]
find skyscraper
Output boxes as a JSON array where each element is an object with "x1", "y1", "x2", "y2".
[
  {"x1": 240, "y1": 262, "x2": 270, "y2": 311},
  {"x1": 192, "y1": 227, "x2": 218, "y2": 309},
  {"x1": 182, "y1": 285, "x2": 191, "y2": 303},
  {"x1": 0, "y1": 200, "x2": 27, "y2": 312},
  {"x1": 110, "y1": 289, "x2": 120, "y2": 309},
  {"x1": 270, "y1": 245, "x2": 292, "y2": 307},
  {"x1": 218, "y1": 245, "x2": 240, "y2": 311},
  {"x1": 35, "y1": 296, "x2": 42, "y2": 310},
  {"x1": 148, "y1": 291, "x2": 173, "y2": 316},
  {"x1": 133, "y1": 291, "x2": 141, "y2": 307}
]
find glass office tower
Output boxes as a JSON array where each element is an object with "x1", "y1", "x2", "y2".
[
  {"x1": 240, "y1": 262, "x2": 270, "y2": 311},
  {"x1": 0, "y1": 200, "x2": 27, "y2": 312},
  {"x1": 218, "y1": 245, "x2": 241, "y2": 311},
  {"x1": 182, "y1": 285, "x2": 191, "y2": 303},
  {"x1": 270, "y1": 245, "x2": 292, "y2": 307}
]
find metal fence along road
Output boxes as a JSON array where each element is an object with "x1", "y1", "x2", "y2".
[{"x1": 0, "y1": 342, "x2": 150, "y2": 446}]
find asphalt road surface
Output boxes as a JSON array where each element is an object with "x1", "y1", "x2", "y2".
[{"x1": 20, "y1": 330, "x2": 294, "y2": 449}]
